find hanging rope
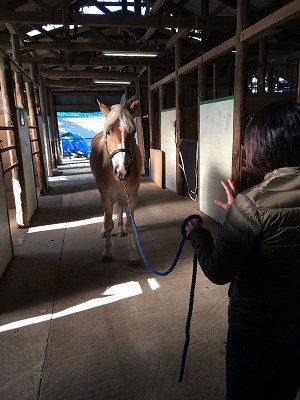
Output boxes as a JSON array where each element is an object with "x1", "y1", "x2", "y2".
[{"x1": 129, "y1": 211, "x2": 203, "y2": 382}]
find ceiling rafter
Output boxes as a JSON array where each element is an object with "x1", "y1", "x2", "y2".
[
  {"x1": 28, "y1": 0, "x2": 53, "y2": 12},
  {"x1": 0, "y1": 11, "x2": 235, "y2": 29}
]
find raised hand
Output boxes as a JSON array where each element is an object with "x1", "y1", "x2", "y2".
[{"x1": 214, "y1": 178, "x2": 238, "y2": 211}]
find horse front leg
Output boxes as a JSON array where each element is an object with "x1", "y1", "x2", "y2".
[
  {"x1": 117, "y1": 202, "x2": 127, "y2": 237},
  {"x1": 101, "y1": 200, "x2": 114, "y2": 263},
  {"x1": 125, "y1": 197, "x2": 142, "y2": 268}
]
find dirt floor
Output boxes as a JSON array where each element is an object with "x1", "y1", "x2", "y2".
[{"x1": 1, "y1": 159, "x2": 299, "y2": 400}]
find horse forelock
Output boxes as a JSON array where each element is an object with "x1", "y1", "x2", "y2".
[{"x1": 104, "y1": 104, "x2": 135, "y2": 134}]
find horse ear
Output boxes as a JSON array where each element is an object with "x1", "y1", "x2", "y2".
[
  {"x1": 129, "y1": 100, "x2": 139, "y2": 113},
  {"x1": 97, "y1": 100, "x2": 110, "y2": 116}
]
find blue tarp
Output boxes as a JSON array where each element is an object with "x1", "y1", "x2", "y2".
[
  {"x1": 60, "y1": 132, "x2": 91, "y2": 158},
  {"x1": 57, "y1": 111, "x2": 104, "y2": 158}
]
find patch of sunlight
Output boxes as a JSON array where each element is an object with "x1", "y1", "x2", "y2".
[
  {"x1": 27, "y1": 216, "x2": 104, "y2": 233},
  {"x1": 147, "y1": 278, "x2": 160, "y2": 290},
  {"x1": 48, "y1": 176, "x2": 68, "y2": 182},
  {"x1": 27, "y1": 212, "x2": 127, "y2": 233},
  {"x1": 0, "y1": 281, "x2": 143, "y2": 333}
]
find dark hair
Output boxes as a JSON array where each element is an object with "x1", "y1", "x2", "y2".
[{"x1": 244, "y1": 101, "x2": 300, "y2": 173}]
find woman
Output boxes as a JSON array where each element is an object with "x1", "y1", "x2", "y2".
[{"x1": 186, "y1": 101, "x2": 300, "y2": 400}]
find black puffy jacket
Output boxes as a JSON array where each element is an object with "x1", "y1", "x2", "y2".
[{"x1": 190, "y1": 167, "x2": 300, "y2": 339}]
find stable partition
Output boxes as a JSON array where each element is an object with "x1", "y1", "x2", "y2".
[
  {"x1": 0, "y1": 156, "x2": 13, "y2": 277},
  {"x1": 199, "y1": 96, "x2": 234, "y2": 224},
  {"x1": 160, "y1": 108, "x2": 176, "y2": 192},
  {"x1": 16, "y1": 108, "x2": 37, "y2": 225}
]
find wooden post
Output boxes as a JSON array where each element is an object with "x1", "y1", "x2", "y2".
[
  {"x1": 175, "y1": 38, "x2": 184, "y2": 195},
  {"x1": 49, "y1": 90, "x2": 61, "y2": 165},
  {"x1": 258, "y1": 37, "x2": 267, "y2": 93},
  {"x1": 11, "y1": 34, "x2": 25, "y2": 108},
  {"x1": 198, "y1": 62, "x2": 207, "y2": 209},
  {"x1": 297, "y1": 56, "x2": 300, "y2": 102},
  {"x1": 232, "y1": 0, "x2": 250, "y2": 188},
  {"x1": 0, "y1": 56, "x2": 29, "y2": 226},
  {"x1": 44, "y1": 84, "x2": 57, "y2": 169},
  {"x1": 158, "y1": 84, "x2": 165, "y2": 149},
  {"x1": 148, "y1": 65, "x2": 156, "y2": 149},
  {"x1": 25, "y1": 79, "x2": 48, "y2": 195},
  {"x1": 38, "y1": 76, "x2": 54, "y2": 176},
  {"x1": 30, "y1": 64, "x2": 41, "y2": 114},
  {"x1": 213, "y1": 64, "x2": 219, "y2": 99}
]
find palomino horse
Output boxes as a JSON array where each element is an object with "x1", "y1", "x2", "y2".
[{"x1": 90, "y1": 100, "x2": 142, "y2": 266}]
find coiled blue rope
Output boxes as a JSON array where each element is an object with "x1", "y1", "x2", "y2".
[{"x1": 129, "y1": 213, "x2": 203, "y2": 382}]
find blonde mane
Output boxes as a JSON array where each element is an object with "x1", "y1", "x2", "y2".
[{"x1": 104, "y1": 104, "x2": 135, "y2": 134}]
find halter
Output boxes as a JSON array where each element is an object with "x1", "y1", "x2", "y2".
[{"x1": 105, "y1": 129, "x2": 135, "y2": 166}]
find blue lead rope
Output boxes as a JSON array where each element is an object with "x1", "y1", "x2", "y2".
[{"x1": 129, "y1": 213, "x2": 203, "y2": 382}]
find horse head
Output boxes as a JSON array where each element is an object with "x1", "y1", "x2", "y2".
[{"x1": 97, "y1": 100, "x2": 139, "y2": 181}]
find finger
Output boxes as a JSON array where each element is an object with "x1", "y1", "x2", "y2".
[
  {"x1": 228, "y1": 178, "x2": 238, "y2": 196},
  {"x1": 214, "y1": 199, "x2": 229, "y2": 210},
  {"x1": 221, "y1": 180, "x2": 233, "y2": 199}
]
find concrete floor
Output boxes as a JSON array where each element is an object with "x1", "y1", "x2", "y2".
[{"x1": 1, "y1": 159, "x2": 296, "y2": 400}]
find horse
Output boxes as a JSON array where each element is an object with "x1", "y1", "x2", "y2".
[{"x1": 90, "y1": 100, "x2": 142, "y2": 267}]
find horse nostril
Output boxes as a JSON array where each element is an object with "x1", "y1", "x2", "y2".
[{"x1": 114, "y1": 167, "x2": 130, "y2": 181}]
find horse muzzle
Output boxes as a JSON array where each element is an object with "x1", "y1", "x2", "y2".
[
  {"x1": 113, "y1": 166, "x2": 131, "y2": 181},
  {"x1": 109, "y1": 148, "x2": 133, "y2": 181}
]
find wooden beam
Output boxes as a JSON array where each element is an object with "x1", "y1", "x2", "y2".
[
  {"x1": 20, "y1": 55, "x2": 163, "y2": 66},
  {"x1": 39, "y1": 69, "x2": 138, "y2": 80},
  {"x1": 44, "y1": 78, "x2": 134, "y2": 89},
  {"x1": 28, "y1": 0, "x2": 54, "y2": 11},
  {"x1": 232, "y1": 0, "x2": 250, "y2": 187},
  {"x1": 150, "y1": 36, "x2": 236, "y2": 91},
  {"x1": 178, "y1": 36, "x2": 236, "y2": 76},
  {"x1": 0, "y1": 44, "x2": 38, "y2": 86},
  {"x1": 150, "y1": 71, "x2": 176, "y2": 90},
  {"x1": 1, "y1": 41, "x2": 162, "y2": 52},
  {"x1": 175, "y1": 38, "x2": 184, "y2": 195},
  {"x1": 0, "y1": 12, "x2": 235, "y2": 29},
  {"x1": 240, "y1": 0, "x2": 300, "y2": 43},
  {"x1": 165, "y1": 28, "x2": 191, "y2": 50},
  {"x1": 297, "y1": 55, "x2": 300, "y2": 102},
  {"x1": 202, "y1": 36, "x2": 236, "y2": 62},
  {"x1": 147, "y1": 65, "x2": 156, "y2": 148}
]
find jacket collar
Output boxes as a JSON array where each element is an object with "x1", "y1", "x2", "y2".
[{"x1": 264, "y1": 166, "x2": 300, "y2": 181}]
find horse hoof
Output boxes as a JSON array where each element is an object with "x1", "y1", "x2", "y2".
[
  {"x1": 101, "y1": 232, "x2": 106, "y2": 238},
  {"x1": 102, "y1": 255, "x2": 113, "y2": 263},
  {"x1": 129, "y1": 259, "x2": 142, "y2": 268}
]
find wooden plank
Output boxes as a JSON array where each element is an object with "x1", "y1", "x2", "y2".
[
  {"x1": 175, "y1": 38, "x2": 184, "y2": 195},
  {"x1": 0, "y1": 44, "x2": 38, "y2": 86},
  {"x1": 232, "y1": 0, "x2": 250, "y2": 187},
  {"x1": 150, "y1": 71, "x2": 176, "y2": 90},
  {"x1": 0, "y1": 12, "x2": 235, "y2": 29},
  {"x1": 166, "y1": 28, "x2": 191, "y2": 49},
  {"x1": 202, "y1": 36, "x2": 236, "y2": 62},
  {"x1": 178, "y1": 37, "x2": 236, "y2": 76},
  {"x1": 9, "y1": 41, "x2": 163, "y2": 52},
  {"x1": 151, "y1": 36, "x2": 236, "y2": 91},
  {"x1": 240, "y1": 0, "x2": 300, "y2": 42},
  {"x1": 297, "y1": 55, "x2": 300, "y2": 102},
  {"x1": 150, "y1": 149, "x2": 163, "y2": 188},
  {"x1": 148, "y1": 65, "x2": 156, "y2": 148},
  {"x1": 39, "y1": 69, "x2": 138, "y2": 79}
]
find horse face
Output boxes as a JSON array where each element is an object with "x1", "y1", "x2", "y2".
[
  {"x1": 107, "y1": 128, "x2": 134, "y2": 181},
  {"x1": 98, "y1": 101, "x2": 138, "y2": 182}
]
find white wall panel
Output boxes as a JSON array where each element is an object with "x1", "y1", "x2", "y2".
[
  {"x1": 199, "y1": 96, "x2": 234, "y2": 224},
  {"x1": 160, "y1": 108, "x2": 176, "y2": 192}
]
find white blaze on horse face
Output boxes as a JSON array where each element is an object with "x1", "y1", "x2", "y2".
[{"x1": 111, "y1": 130, "x2": 130, "y2": 181}]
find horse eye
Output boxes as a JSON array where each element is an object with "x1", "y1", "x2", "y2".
[{"x1": 106, "y1": 129, "x2": 110, "y2": 135}]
